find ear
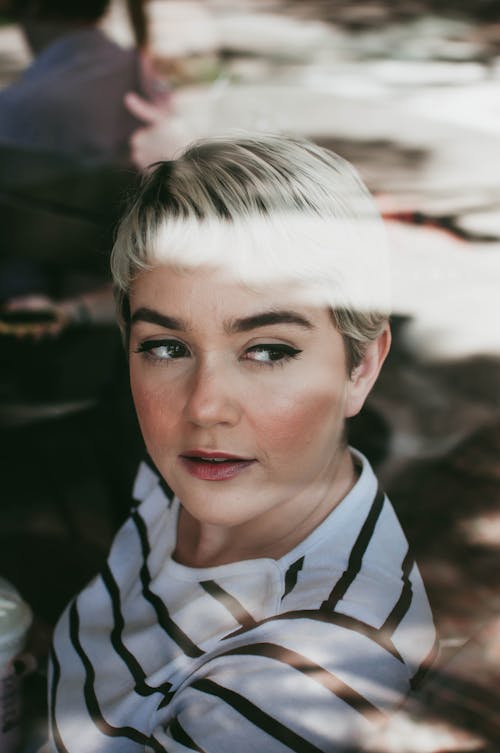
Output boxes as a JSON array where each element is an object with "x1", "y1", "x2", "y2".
[{"x1": 344, "y1": 324, "x2": 391, "y2": 419}]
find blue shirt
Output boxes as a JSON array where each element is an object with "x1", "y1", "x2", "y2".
[{"x1": 0, "y1": 28, "x2": 147, "y2": 164}]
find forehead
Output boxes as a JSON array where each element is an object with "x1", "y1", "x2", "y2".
[
  {"x1": 130, "y1": 263, "x2": 320, "y2": 319},
  {"x1": 138, "y1": 213, "x2": 390, "y2": 315}
]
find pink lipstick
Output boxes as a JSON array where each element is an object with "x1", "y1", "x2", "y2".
[{"x1": 179, "y1": 450, "x2": 255, "y2": 481}]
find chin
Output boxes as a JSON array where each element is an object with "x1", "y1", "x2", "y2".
[
  {"x1": 179, "y1": 488, "x2": 262, "y2": 529},
  {"x1": 186, "y1": 509, "x2": 248, "y2": 530}
]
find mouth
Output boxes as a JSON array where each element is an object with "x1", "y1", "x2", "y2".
[{"x1": 179, "y1": 451, "x2": 256, "y2": 481}]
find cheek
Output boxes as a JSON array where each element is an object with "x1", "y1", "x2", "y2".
[
  {"x1": 130, "y1": 370, "x2": 178, "y2": 448},
  {"x1": 251, "y1": 379, "x2": 346, "y2": 455}
]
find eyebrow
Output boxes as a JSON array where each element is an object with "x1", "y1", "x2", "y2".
[
  {"x1": 130, "y1": 307, "x2": 186, "y2": 330},
  {"x1": 225, "y1": 310, "x2": 315, "y2": 334},
  {"x1": 130, "y1": 307, "x2": 314, "y2": 333}
]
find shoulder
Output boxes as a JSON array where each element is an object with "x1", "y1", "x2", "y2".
[{"x1": 53, "y1": 459, "x2": 175, "y2": 635}]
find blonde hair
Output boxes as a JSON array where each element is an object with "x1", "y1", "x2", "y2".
[{"x1": 111, "y1": 134, "x2": 390, "y2": 371}]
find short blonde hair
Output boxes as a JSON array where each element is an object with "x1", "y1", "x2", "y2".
[{"x1": 111, "y1": 134, "x2": 389, "y2": 371}]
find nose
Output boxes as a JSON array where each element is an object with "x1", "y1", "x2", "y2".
[{"x1": 183, "y1": 360, "x2": 241, "y2": 429}]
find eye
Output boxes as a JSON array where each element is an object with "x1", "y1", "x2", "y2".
[
  {"x1": 243, "y1": 344, "x2": 302, "y2": 365},
  {"x1": 134, "y1": 339, "x2": 190, "y2": 362}
]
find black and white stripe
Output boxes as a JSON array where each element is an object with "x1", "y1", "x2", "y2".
[
  {"x1": 199, "y1": 580, "x2": 257, "y2": 630},
  {"x1": 321, "y1": 487, "x2": 385, "y2": 612},
  {"x1": 131, "y1": 507, "x2": 204, "y2": 659},
  {"x1": 282, "y1": 556, "x2": 305, "y2": 600},
  {"x1": 48, "y1": 451, "x2": 436, "y2": 753},
  {"x1": 68, "y1": 600, "x2": 165, "y2": 752}
]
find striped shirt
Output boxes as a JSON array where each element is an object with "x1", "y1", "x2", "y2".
[{"x1": 47, "y1": 449, "x2": 436, "y2": 753}]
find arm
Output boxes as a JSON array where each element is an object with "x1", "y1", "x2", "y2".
[{"x1": 152, "y1": 620, "x2": 412, "y2": 753}]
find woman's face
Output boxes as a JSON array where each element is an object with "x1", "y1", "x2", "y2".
[{"x1": 128, "y1": 265, "x2": 380, "y2": 546}]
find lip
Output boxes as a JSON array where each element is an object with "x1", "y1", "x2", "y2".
[
  {"x1": 179, "y1": 450, "x2": 256, "y2": 481},
  {"x1": 182, "y1": 449, "x2": 250, "y2": 460}
]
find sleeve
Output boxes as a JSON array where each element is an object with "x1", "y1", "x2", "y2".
[{"x1": 151, "y1": 617, "x2": 414, "y2": 753}]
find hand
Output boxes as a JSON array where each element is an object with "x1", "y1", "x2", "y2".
[{"x1": 125, "y1": 91, "x2": 191, "y2": 168}]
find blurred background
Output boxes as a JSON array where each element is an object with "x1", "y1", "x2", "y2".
[{"x1": 0, "y1": 1, "x2": 499, "y2": 749}]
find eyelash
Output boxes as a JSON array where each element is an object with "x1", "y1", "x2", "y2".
[
  {"x1": 243, "y1": 344, "x2": 302, "y2": 365},
  {"x1": 134, "y1": 339, "x2": 188, "y2": 362},
  {"x1": 134, "y1": 339, "x2": 302, "y2": 366}
]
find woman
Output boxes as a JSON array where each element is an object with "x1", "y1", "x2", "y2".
[{"x1": 47, "y1": 135, "x2": 436, "y2": 752}]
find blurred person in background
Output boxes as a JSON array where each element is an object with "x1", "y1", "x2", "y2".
[
  {"x1": 0, "y1": 0, "x2": 153, "y2": 164},
  {"x1": 0, "y1": 0, "x2": 165, "y2": 331}
]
